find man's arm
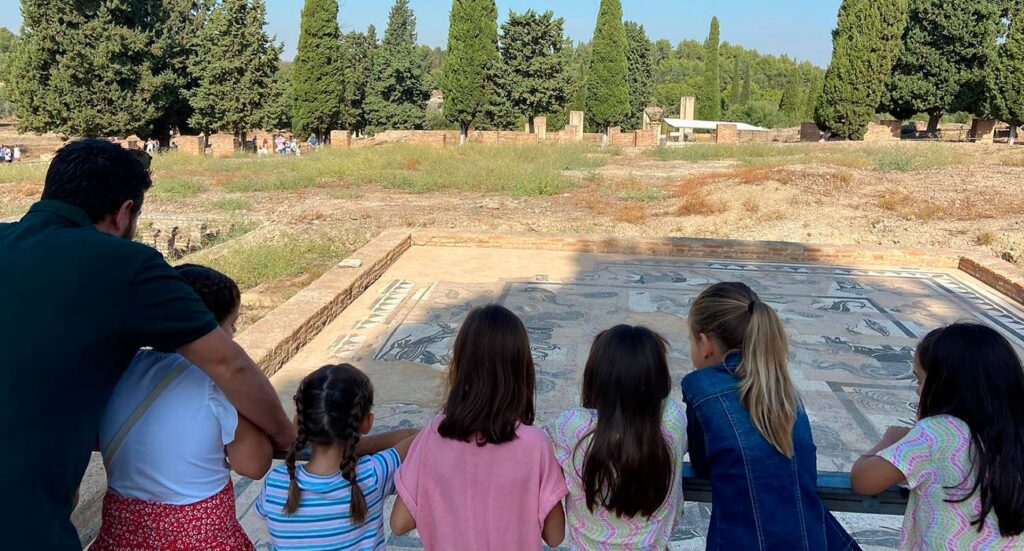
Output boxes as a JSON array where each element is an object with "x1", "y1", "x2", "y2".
[{"x1": 178, "y1": 328, "x2": 296, "y2": 450}]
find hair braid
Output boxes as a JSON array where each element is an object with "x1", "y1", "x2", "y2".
[
  {"x1": 283, "y1": 379, "x2": 309, "y2": 515},
  {"x1": 340, "y1": 383, "x2": 371, "y2": 524}
]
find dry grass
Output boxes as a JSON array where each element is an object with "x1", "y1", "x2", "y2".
[
  {"x1": 976, "y1": 232, "x2": 997, "y2": 246},
  {"x1": 742, "y1": 198, "x2": 762, "y2": 214},
  {"x1": 677, "y1": 189, "x2": 729, "y2": 216},
  {"x1": 614, "y1": 204, "x2": 647, "y2": 224}
]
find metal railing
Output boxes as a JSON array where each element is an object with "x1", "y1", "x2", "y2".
[{"x1": 681, "y1": 463, "x2": 908, "y2": 516}]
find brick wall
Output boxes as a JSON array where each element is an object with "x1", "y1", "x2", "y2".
[
  {"x1": 863, "y1": 121, "x2": 901, "y2": 142},
  {"x1": 800, "y1": 122, "x2": 823, "y2": 142},
  {"x1": 959, "y1": 256, "x2": 1024, "y2": 306},
  {"x1": 716, "y1": 124, "x2": 738, "y2": 144},
  {"x1": 208, "y1": 133, "x2": 236, "y2": 157},
  {"x1": 175, "y1": 135, "x2": 205, "y2": 156}
]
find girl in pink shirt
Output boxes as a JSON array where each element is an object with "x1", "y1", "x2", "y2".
[{"x1": 390, "y1": 304, "x2": 568, "y2": 550}]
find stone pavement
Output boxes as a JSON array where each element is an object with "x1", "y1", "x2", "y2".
[{"x1": 234, "y1": 246, "x2": 1024, "y2": 549}]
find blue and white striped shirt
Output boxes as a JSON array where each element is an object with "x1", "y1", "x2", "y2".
[{"x1": 257, "y1": 448, "x2": 401, "y2": 551}]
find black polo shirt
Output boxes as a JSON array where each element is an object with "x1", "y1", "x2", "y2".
[{"x1": 0, "y1": 200, "x2": 218, "y2": 549}]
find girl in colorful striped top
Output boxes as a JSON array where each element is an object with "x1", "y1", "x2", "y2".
[
  {"x1": 546, "y1": 325, "x2": 688, "y2": 550},
  {"x1": 257, "y1": 364, "x2": 417, "y2": 551},
  {"x1": 852, "y1": 323, "x2": 1024, "y2": 550}
]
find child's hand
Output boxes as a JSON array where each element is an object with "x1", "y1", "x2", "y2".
[{"x1": 881, "y1": 426, "x2": 911, "y2": 446}]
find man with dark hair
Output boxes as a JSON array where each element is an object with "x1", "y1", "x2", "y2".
[{"x1": 0, "y1": 139, "x2": 295, "y2": 550}]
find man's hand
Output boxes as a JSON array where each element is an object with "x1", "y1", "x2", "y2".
[{"x1": 178, "y1": 328, "x2": 295, "y2": 450}]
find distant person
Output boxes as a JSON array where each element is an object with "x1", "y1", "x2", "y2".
[
  {"x1": 390, "y1": 305, "x2": 568, "y2": 549},
  {"x1": 169, "y1": 140, "x2": 178, "y2": 151},
  {"x1": 259, "y1": 138, "x2": 269, "y2": 156},
  {"x1": 308, "y1": 134, "x2": 319, "y2": 148},
  {"x1": 93, "y1": 264, "x2": 272, "y2": 550},
  {"x1": 258, "y1": 364, "x2": 417, "y2": 550},
  {"x1": 681, "y1": 282, "x2": 858, "y2": 550},
  {"x1": 547, "y1": 325, "x2": 687, "y2": 550},
  {"x1": 12, "y1": 145, "x2": 21, "y2": 162},
  {"x1": 275, "y1": 135, "x2": 287, "y2": 155},
  {"x1": 0, "y1": 139, "x2": 295, "y2": 550},
  {"x1": 852, "y1": 323, "x2": 1024, "y2": 549},
  {"x1": 1, "y1": 144, "x2": 10, "y2": 163}
]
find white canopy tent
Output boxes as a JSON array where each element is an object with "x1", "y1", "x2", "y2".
[{"x1": 663, "y1": 118, "x2": 769, "y2": 132}]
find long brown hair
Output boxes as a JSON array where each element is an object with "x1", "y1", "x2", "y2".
[
  {"x1": 438, "y1": 304, "x2": 536, "y2": 445},
  {"x1": 689, "y1": 282, "x2": 797, "y2": 457},
  {"x1": 284, "y1": 364, "x2": 374, "y2": 523},
  {"x1": 580, "y1": 325, "x2": 672, "y2": 518}
]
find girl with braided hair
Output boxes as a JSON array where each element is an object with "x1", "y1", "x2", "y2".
[
  {"x1": 94, "y1": 264, "x2": 272, "y2": 550},
  {"x1": 257, "y1": 364, "x2": 417, "y2": 550}
]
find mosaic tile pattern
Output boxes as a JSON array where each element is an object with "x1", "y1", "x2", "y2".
[{"x1": 239, "y1": 252, "x2": 1024, "y2": 550}]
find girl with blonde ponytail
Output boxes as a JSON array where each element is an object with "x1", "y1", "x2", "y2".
[
  {"x1": 257, "y1": 364, "x2": 417, "y2": 550},
  {"x1": 682, "y1": 282, "x2": 859, "y2": 550}
]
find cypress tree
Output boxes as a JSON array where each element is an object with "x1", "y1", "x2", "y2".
[
  {"x1": 697, "y1": 17, "x2": 722, "y2": 120},
  {"x1": 623, "y1": 21, "x2": 655, "y2": 131},
  {"x1": 779, "y1": 69, "x2": 802, "y2": 117},
  {"x1": 740, "y1": 62, "x2": 752, "y2": 106},
  {"x1": 497, "y1": 10, "x2": 573, "y2": 133},
  {"x1": 803, "y1": 71, "x2": 824, "y2": 121},
  {"x1": 150, "y1": 0, "x2": 216, "y2": 142},
  {"x1": 8, "y1": 1, "x2": 170, "y2": 137},
  {"x1": 364, "y1": 0, "x2": 430, "y2": 132},
  {"x1": 985, "y1": 3, "x2": 1024, "y2": 144},
  {"x1": 260, "y1": 62, "x2": 293, "y2": 131},
  {"x1": 729, "y1": 57, "x2": 743, "y2": 108},
  {"x1": 816, "y1": 0, "x2": 909, "y2": 140},
  {"x1": 585, "y1": 0, "x2": 630, "y2": 141},
  {"x1": 188, "y1": 0, "x2": 282, "y2": 139},
  {"x1": 291, "y1": 0, "x2": 344, "y2": 139},
  {"x1": 881, "y1": 0, "x2": 1004, "y2": 132},
  {"x1": 442, "y1": 0, "x2": 500, "y2": 143},
  {"x1": 340, "y1": 26, "x2": 378, "y2": 134}
]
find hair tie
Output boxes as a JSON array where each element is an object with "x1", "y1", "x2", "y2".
[{"x1": 748, "y1": 300, "x2": 758, "y2": 314}]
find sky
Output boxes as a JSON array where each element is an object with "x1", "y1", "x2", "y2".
[{"x1": 0, "y1": 1, "x2": 843, "y2": 67}]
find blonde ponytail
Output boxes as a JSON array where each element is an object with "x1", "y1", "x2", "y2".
[
  {"x1": 689, "y1": 282, "x2": 798, "y2": 457},
  {"x1": 738, "y1": 301, "x2": 797, "y2": 457}
]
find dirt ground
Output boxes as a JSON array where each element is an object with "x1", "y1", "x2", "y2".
[{"x1": 3, "y1": 140, "x2": 1023, "y2": 328}]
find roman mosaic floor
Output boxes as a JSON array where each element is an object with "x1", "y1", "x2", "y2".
[{"x1": 232, "y1": 246, "x2": 1024, "y2": 550}]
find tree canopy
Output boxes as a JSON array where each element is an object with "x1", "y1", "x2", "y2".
[
  {"x1": 816, "y1": 0, "x2": 909, "y2": 140},
  {"x1": 497, "y1": 10, "x2": 573, "y2": 132},
  {"x1": 880, "y1": 0, "x2": 1004, "y2": 131},
  {"x1": 697, "y1": 17, "x2": 722, "y2": 120},
  {"x1": 290, "y1": 0, "x2": 344, "y2": 139},
  {"x1": 585, "y1": 0, "x2": 630, "y2": 133},
  {"x1": 623, "y1": 21, "x2": 655, "y2": 131},
  {"x1": 188, "y1": 0, "x2": 282, "y2": 137},
  {"x1": 442, "y1": 0, "x2": 500, "y2": 139},
  {"x1": 364, "y1": 0, "x2": 430, "y2": 132},
  {"x1": 340, "y1": 26, "x2": 378, "y2": 134},
  {"x1": 984, "y1": 3, "x2": 1024, "y2": 143}
]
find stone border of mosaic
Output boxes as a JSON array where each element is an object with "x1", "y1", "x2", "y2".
[{"x1": 237, "y1": 229, "x2": 1024, "y2": 377}]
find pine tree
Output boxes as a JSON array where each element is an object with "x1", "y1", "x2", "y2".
[
  {"x1": 261, "y1": 62, "x2": 293, "y2": 130},
  {"x1": 729, "y1": 57, "x2": 743, "y2": 107},
  {"x1": 740, "y1": 62, "x2": 752, "y2": 106},
  {"x1": 291, "y1": 0, "x2": 343, "y2": 139},
  {"x1": 697, "y1": 17, "x2": 722, "y2": 120},
  {"x1": 442, "y1": 0, "x2": 500, "y2": 142},
  {"x1": 585, "y1": 0, "x2": 630, "y2": 141},
  {"x1": 985, "y1": 3, "x2": 1024, "y2": 144},
  {"x1": 150, "y1": 0, "x2": 216, "y2": 142},
  {"x1": 364, "y1": 0, "x2": 430, "y2": 133},
  {"x1": 779, "y1": 70, "x2": 802, "y2": 117},
  {"x1": 8, "y1": 1, "x2": 171, "y2": 137},
  {"x1": 881, "y1": 0, "x2": 1004, "y2": 132},
  {"x1": 816, "y1": 0, "x2": 909, "y2": 140},
  {"x1": 340, "y1": 26, "x2": 377, "y2": 134},
  {"x1": 496, "y1": 10, "x2": 572, "y2": 133},
  {"x1": 623, "y1": 21, "x2": 655, "y2": 131},
  {"x1": 188, "y1": 0, "x2": 282, "y2": 139}
]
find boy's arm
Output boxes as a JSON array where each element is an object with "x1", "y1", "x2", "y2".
[
  {"x1": 356, "y1": 429, "x2": 419, "y2": 457},
  {"x1": 851, "y1": 426, "x2": 909, "y2": 496}
]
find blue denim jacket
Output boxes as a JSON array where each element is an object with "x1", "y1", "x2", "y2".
[{"x1": 681, "y1": 353, "x2": 859, "y2": 551}]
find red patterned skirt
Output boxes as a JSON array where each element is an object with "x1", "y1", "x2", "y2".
[{"x1": 91, "y1": 481, "x2": 255, "y2": 551}]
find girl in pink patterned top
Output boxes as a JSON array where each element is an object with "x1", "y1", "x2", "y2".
[{"x1": 851, "y1": 323, "x2": 1024, "y2": 550}]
